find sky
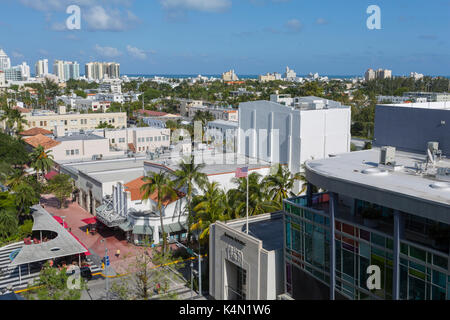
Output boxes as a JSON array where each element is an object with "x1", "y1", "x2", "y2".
[{"x1": 0, "y1": 0, "x2": 449, "y2": 76}]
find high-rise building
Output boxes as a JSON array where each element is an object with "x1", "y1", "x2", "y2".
[
  {"x1": 18, "y1": 62, "x2": 30, "y2": 80},
  {"x1": 365, "y1": 68, "x2": 376, "y2": 81},
  {"x1": 4, "y1": 66, "x2": 23, "y2": 81},
  {"x1": 85, "y1": 62, "x2": 120, "y2": 80},
  {"x1": 35, "y1": 59, "x2": 49, "y2": 77},
  {"x1": 0, "y1": 49, "x2": 11, "y2": 71},
  {"x1": 222, "y1": 69, "x2": 239, "y2": 82},
  {"x1": 53, "y1": 60, "x2": 80, "y2": 81}
]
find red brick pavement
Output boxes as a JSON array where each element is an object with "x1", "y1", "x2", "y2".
[{"x1": 39, "y1": 195, "x2": 180, "y2": 274}]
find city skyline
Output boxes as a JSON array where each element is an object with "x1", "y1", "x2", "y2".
[{"x1": 0, "y1": 0, "x2": 448, "y2": 76}]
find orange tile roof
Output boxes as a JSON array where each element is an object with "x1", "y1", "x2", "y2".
[
  {"x1": 13, "y1": 106, "x2": 31, "y2": 113},
  {"x1": 20, "y1": 127, "x2": 53, "y2": 136},
  {"x1": 124, "y1": 176, "x2": 185, "y2": 204},
  {"x1": 24, "y1": 134, "x2": 61, "y2": 150}
]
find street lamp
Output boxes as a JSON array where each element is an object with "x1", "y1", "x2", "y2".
[{"x1": 100, "y1": 239, "x2": 109, "y2": 300}]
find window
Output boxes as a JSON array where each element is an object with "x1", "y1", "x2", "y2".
[
  {"x1": 111, "y1": 138, "x2": 115, "y2": 144},
  {"x1": 66, "y1": 150, "x2": 70, "y2": 156},
  {"x1": 119, "y1": 138, "x2": 125, "y2": 143},
  {"x1": 75, "y1": 149, "x2": 79, "y2": 155},
  {"x1": 150, "y1": 137, "x2": 153, "y2": 142}
]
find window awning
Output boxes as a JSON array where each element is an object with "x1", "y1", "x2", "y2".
[
  {"x1": 118, "y1": 221, "x2": 133, "y2": 232},
  {"x1": 165, "y1": 222, "x2": 187, "y2": 233},
  {"x1": 133, "y1": 225, "x2": 153, "y2": 235}
]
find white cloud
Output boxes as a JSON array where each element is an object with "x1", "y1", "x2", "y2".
[
  {"x1": 84, "y1": 6, "x2": 139, "y2": 31},
  {"x1": 285, "y1": 18, "x2": 302, "y2": 32},
  {"x1": 127, "y1": 45, "x2": 147, "y2": 60},
  {"x1": 94, "y1": 44, "x2": 122, "y2": 58},
  {"x1": 160, "y1": 0, "x2": 231, "y2": 13},
  {"x1": 12, "y1": 51, "x2": 25, "y2": 59},
  {"x1": 19, "y1": 0, "x2": 139, "y2": 32},
  {"x1": 316, "y1": 18, "x2": 328, "y2": 25}
]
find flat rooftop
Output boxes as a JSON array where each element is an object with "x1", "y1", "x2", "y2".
[
  {"x1": 306, "y1": 148, "x2": 450, "y2": 207},
  {"x1": 226, "y1": 212, "x2": 284, "y2": 251},
  {"x1": 55, "y1": 133, "x2": 106, "y2": 142},
  {"x1": 144, "y1": 151, "x2": 272, "y2": 175},
  {"x1": 378, "y1": 101, "x2": 450, "y2": 110}
]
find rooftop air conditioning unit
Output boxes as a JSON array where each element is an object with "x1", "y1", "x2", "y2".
[{"x1": 380, "y1": 146, "x2": 396, "y2": 165}]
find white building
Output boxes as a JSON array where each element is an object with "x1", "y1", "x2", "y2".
[
  {"x1": 53, "y1": 60, "x2": 80, "y2": 81},
  {"x1": 238, "y1": 97, "x2": 351, "y2": 175},
  {"x1": 0, "y1": 49, "x2": 11, "y2": 71},
  {"x1": 35, "y1": 59, "x2": 49, "y2": 77},
  {"x1": 284, "y1": 66, "x2": 297, "y2": 81}
]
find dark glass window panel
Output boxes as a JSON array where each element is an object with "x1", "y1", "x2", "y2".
[
  {"x1": 432, "y1": 286, "x2": 446, "y2": 300},
  {"x1": 371, "y1": 233, "x2": 385, "y2": 247},
  {"x1": 400, "y1": 265, "x2": 408, "y2": 300},
  {"x1": 342, "y1": 223, "x2": 355, "y2": 236},
  {"x1": 342, "y1": 249, "x2": 355, "y2": 278},
  {"x1": 386, "y1": 238, "x2": 393, "y2": 250},
  {"x1": 433, "y1": 254, "x2": 448, "y2": 269},
  {"x1": 335, "y1": 221, "x2": 341, "y2": 231},
  {"x1": 432, "y1": 270, "x2": 446, "y2": 288},
  {"x1": 408, "y1": 276, "x2": 425, "y2": 300},
  {"x1": 360, "y1": 229, "x2": 370, "y2": 241},
  {"x1": 409, "y1": 246, "x2": 426, "y2": 262},
  {"x1": 409, "y1": 261, "x2": 426, "y2": 272},
  {"x1": 400, "y1": 243, "x2": 408, "y2": 255}
]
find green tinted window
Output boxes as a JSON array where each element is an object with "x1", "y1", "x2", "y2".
[
  {"x1": 410, "y1": 246, "x2": 426, "y2": 262},
  {"x1": 433, "y1": 254, "x2": 448, "y2": 269}
]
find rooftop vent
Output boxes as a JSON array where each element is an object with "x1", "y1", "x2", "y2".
[
  {"x1": 380, "y1": 146, "x2": 396, "y2": 166},
  {"x1": 429, "y1": 182, "x2": 450, "y2": 190}
]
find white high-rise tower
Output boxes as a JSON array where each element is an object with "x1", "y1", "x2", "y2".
[{"x1": 0, "y1": 49, "x2": 11, "y2": 71}]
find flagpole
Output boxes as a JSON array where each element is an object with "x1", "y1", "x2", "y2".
[{"x1": 246, "y1": 171, "x2": 249, "y2": 235}]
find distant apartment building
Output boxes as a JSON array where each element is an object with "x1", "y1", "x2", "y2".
[
  {"x1": 285, "y1": 66, "x2": 297, "y2": 81},
  {"x1": 4, "y1": 66, "x2": 23, "y2": 81},
  {"x1": 60, "y1": 97, "x2": 111, "y2": 113},
  {"x1": 410, "y1": 72, "x2": 424, "y2": 80},
  {"x1": 35, "y1": 59, "x2": 49, "y2": 77},
  {"x1": 376, "y1": 96, "x2": 414, "y2": 104},
  {"x1": 238, "y1": 97, "x2": 351, "y2": 175},
  {"x1": 97, "y1": 92, "x2": 124, "y2": 104},
  {"x1": 189, "y1": 105, "x2": 238, "y2": 122},
  {"x1": 179, "y1": 99, "x2": 205, "y2": 117},
  {"x1": 206, "y1": 119, "x2": 239, "y2": 153},
  {"x1": 0, "y1": 70, "x2": 5, "y2": 87},
  {"x1": 0, "y1": 49, "x2": 11, "y2": 71},
  {"x1": 53, "y1": 60, "x2": 80, "y2": 81},
  {"x1": 222, "y1": 69, "x2": 239, "y2": 82},
  {"x1": 22, "y1": 130, "x2": 124, "y2": 162},
  {"x1": 9, "y1": 106, "x2": 127, "y2": 132},
  {"x1": 99, "y1": 81, "x2": 122, "y2": 94},
  {"x1": 365, "y1": 68, "x2": 392, "y2": 81},
  {"x1": 85, "y1": 62, "x2": 120, "y2": 80},
  {"x1": 94, "y1": 127, "x2": 171, "y2": 154},
  {"x1": 259, "y1": 72, "x2": 281, "y2": 82}
]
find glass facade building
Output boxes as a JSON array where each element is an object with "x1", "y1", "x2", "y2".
[{"x1": 283, "y1": 193, "x2": 450, "y2": 300}]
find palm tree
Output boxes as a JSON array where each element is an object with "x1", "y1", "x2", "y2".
[
  {"x1": 30, "y1": 145, "x2": 54, "y2": 181},
  {"x1": 13, "y1": 182, "x2": 39, "y2": 218},
  {"x1": 0, "y1": 107, "x2": 28, "y2": 136},
  {"x1": 0, "y1": 208, "x2": 18, "y2": 239},
  {"x1": 140, "y1": 171, "x2": 178, "y2": 255},
  {"x1": 191, "y1": 181, "x2": 229, "y2": 243},
  {"x1": 263, "y1": 164, "x2": 302, "y2": 208},
  {"x1": 172, "y1": 156, "x2": 208, "y2": 243},
  {"x1": 228, "y1": 172, "x2": 279, "y2": 217}
]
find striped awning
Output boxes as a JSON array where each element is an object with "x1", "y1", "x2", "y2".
[
  {"x1": 133, "y1": 225, "x2": 153, "y2": 235},
  {"x1": 118, "y1": 221, "x2": 133, "y2": 232},
  {"x1": 165, "y1": 222, "x2": 187, "y2": 233}
]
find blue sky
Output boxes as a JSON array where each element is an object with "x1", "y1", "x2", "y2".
[{"x1": 0, "y1": 0, "x2": 449, "y2": 76}]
